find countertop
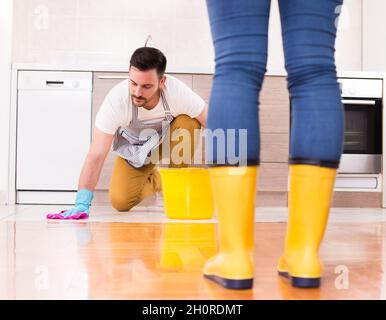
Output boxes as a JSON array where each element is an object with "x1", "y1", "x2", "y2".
[{"x1": 11, "y1": 63, "x2": 386, "y2": 79}]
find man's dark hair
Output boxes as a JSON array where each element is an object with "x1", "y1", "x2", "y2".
[{"x1": 130, "y1": 47, "x2": 167, "y2": 78}]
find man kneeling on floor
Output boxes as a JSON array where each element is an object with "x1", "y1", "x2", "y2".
[{"x1": 47, "y1": 47, "x2": 207, "y2": 220}]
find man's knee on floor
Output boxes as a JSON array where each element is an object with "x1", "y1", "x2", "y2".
[
  {"x1": 170, "y1": 115, "x2": 201, "y2": 148},
  {"x1": 109, "y1": 191, "x2": 140, "y2": 212},
  {"x1": 171, "y1": 114, "x2": 201, "y2": 132}
]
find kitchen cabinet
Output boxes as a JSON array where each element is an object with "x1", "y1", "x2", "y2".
[
  {"x1": 191, "y1": 74, "x2": 290, "y2": 205},
  {"x1": 92, "y1": 72, "x2": 382, "y2": 208},
  {"x1": 92, "y1": 72, "x2": 128, "y2": 192},
  {"x1": 93, "y1": 72, "x2": 291, "y2": 205}
]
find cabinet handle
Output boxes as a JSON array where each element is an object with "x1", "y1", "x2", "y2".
[
  {"x1": 97, "y1": 75, "x2": 129, "y2": 80},
  {"x1": 341, "y1": 99, "x2": 376, "y2": 105},
  {"x1": 46, "y1": 81, "x2": 64, "y2": 87}
]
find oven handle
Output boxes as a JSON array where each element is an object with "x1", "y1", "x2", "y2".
[{"x1": 341, "y1": 99, "x2": 376, "y2": 105}]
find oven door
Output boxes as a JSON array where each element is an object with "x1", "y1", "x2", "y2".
[{"x1": 339, "y1": 98, "x2": 382, "y2": 174}]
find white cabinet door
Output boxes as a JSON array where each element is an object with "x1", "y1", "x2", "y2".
[{"x1": 16, "y1": 72, "x2": 92, "y2": 191}]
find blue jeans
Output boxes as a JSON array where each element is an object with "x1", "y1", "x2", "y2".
[{"x1": 205, "y1": 0, "x2": 344, "y2": 168}]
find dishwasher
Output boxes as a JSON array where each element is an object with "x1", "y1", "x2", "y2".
[{"x1": 16, "y1": 71, "x2": 93, "y2": 204}]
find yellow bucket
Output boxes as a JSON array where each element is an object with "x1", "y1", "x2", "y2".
[{"x1": 159, "y1": 168, "x2": 214, "y2": 220}]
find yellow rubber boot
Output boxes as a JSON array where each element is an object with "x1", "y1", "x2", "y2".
[
  {"x1": 277, "y1": 164, "x2": 337, "y2": 288},
  {"x1": 203, "y1": 166, "x2": 258, "y2": 290}
]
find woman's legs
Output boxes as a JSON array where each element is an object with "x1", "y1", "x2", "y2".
[
  {"x1": 204, "y1": 0, "x2": 271, "y2": 289},
  {"x1": 279, "y1": 0, "x2": 344, "y2": 165},
  {"x1": 278, "y1": 0, "x2": 344, "y2": 287},
  {"x1": 206, "y1": 0, "x2": 270, "y2": 165}
]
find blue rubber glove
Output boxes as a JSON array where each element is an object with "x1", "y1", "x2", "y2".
[{"x1": 47, "y1": 189, "x2": 94, "y2": 220}]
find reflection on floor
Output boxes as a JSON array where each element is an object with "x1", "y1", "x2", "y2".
[{"x1": 1, "y1": 203, "x2": 386, "y2": 299}]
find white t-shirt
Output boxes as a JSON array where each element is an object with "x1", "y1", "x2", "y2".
[{"x1": 95, "y1": 75, "x2": 205, "y2": 135}]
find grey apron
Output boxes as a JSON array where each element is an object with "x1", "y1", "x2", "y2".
[{"x1": 112, "y1": 90, "x2": 174, "y2": 168}]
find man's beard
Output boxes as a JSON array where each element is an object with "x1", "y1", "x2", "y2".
[{"x1": 131, "y1": 89, "x2": 160, "y2": 108}]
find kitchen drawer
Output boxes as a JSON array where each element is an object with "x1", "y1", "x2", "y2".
[
  {"x1": 260, "y1": 76, "x2": 289, "y2": 134},
  {"x1": 191, "y1": 74, "x2": 289, "y2": 133},
  {"x1": 170, "y1": 74, "x2": 193, "y2": 89},
  {"x1": 260, "y1": 133, "x2": 289, "y2": 163},
  {"x1": 332, "y1": 192, "x2": 382, "y2": 208},
  {"x1": 92, "y1": 72, "x2": 129, "y2": 126},
  {"x1": 258, "y1": 163, "x2": 289, "y2": 192},
  {"x1": 93, "y1": 72, "x2": 129, "y2": 190},
  {"x1": 259, "y1": 104, "x2": 289, "y2": 133},
  {"x1": 192, "y1": 74, "x2": 289, "y2": 104},
  {"x1": 256, "y1": 191, "x2": 288, "y2": 207},
  {"x1": 260, "y1": 76, "x2": 289, "y2": 106},
  {"x1": 192, "y1": 74, "x2": 213, "y2": 103}
]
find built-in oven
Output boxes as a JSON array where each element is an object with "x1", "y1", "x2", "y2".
[{"x1": 338, "y1": 78, "x2": 383, "y2": 174}]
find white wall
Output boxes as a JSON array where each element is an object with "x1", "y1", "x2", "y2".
[
  {"x1": 363, "y1": 0, "x2": 386, "y2": 71},
  {"x1": 12, "y1": 0, "x2": 362, "y2": 74},
  {"x1": 12, "y1": 0, "x2": 214, "y2": 73},
  {"x1": 267, "y1": 0, "x2": 363, "y2": 74},
  {"x1": 266, "y1": 0, "x2": 285, "y2": 74},
  {"x1": 0, "y1": 0, "x2": 13, "y2": 204},
  {"x1": 335, "y1": 0, "x2": 363, "y2": 71}
]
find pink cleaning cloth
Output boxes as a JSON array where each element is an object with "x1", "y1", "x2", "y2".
[{"x1": 46, "y1": 210, "x2": 89, "y2": 220}]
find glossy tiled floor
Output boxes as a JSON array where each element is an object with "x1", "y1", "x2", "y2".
[{"x1": 1, "y1": 197, "x2": 386, "y2": 299}]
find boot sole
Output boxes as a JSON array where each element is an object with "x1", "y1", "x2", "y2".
[
  {"x1": 278, "y1": 271, "x2": 320, "y2": 288},
  {"x1": 204, "y1": 274, "x2": 253, "y2": 290}
]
